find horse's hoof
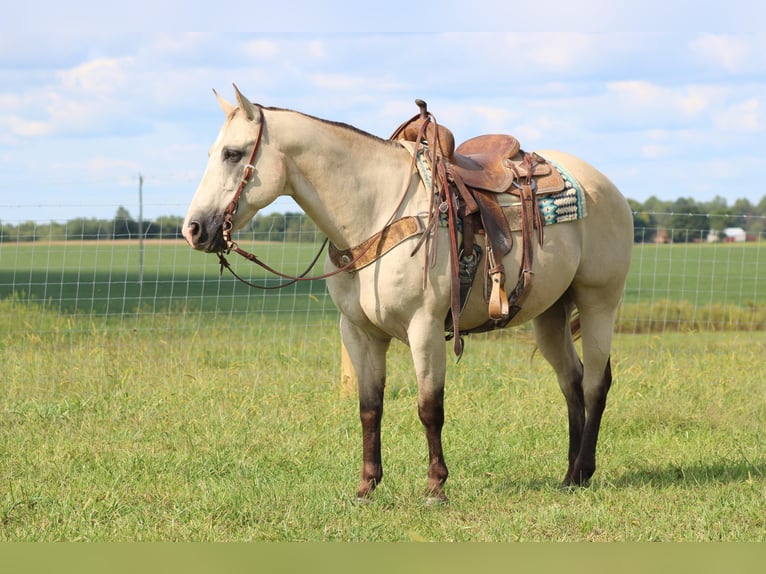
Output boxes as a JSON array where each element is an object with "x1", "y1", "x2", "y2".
[
  {"x1": 424, "y1": 490, "x2": 448, "y2": 506},
  {"x1": 560, "y1": 476, "x2": 591, "y2": 490}
]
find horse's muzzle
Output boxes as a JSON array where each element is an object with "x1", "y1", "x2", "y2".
[{"x1": 183, "y1": 215, "x2": 227, "y2": 253}]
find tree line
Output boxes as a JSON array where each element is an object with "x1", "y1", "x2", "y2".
[
  {"x1": 0, "y1": 207, "x2": 320, "y2": 243},
  {"x1": 1, "y1": 195, "x2": 765, "y2": 244},
  {"x1": 629, "y1": 195, "x2": 766, "y2": 243}
]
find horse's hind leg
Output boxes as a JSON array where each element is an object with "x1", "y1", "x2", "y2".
[
  {"x1": 566, "y1": 288, "x2": 619, "y2": 486},
  {"x1": 532, "y1": 296, "x2": 586, "y2": 485},
  {"x1": 340, "y1": 316, "x2": 391, "y2": 499}
]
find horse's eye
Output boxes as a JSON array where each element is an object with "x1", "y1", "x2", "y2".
[{"x1": 222, "y1": 148, "x2": 243, "y2": 163}]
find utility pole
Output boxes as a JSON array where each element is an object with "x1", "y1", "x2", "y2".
[{"x1": 138, "y1": 173, "x2": 144, "y2": 285}]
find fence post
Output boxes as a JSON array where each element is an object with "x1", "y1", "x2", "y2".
[{"x1": 340, "y1": 340, "x2": 357, "y2": 395}]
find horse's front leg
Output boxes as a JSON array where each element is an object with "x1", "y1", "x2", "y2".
[
  {"x1": 408, "y1": 318, "x2": 449, "y2": 502},
  {"x1": 340, "y1": 316, "x2": 391, "y2": 500}
]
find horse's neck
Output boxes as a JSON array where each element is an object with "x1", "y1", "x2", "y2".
[{"x1": 269, "y1": 110, "x2": 421, "y2": 249}]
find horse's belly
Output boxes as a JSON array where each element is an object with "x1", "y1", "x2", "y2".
[{"x1": 458, "y1": 226, "x2": 581, "y2": 330}]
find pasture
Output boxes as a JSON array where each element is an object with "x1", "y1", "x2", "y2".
[{"x1": 1, "y1": 239, "x2": 765, "y2": 541}]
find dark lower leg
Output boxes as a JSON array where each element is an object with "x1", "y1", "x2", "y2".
[
  {"x1": 567, "y1": 358, "x2": 612, "y2": 486},
  {"x1": 358, "y1": 406, "x2": 383, "y2": 498},
  {"x1": 418, "y1": 394, "x2": 448, "y2": 500},
  {"x1": 562, "y1": 362, "x2": 585, "y2": 485}
]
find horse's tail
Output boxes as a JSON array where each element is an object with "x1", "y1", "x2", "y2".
[{"x1": 569, "y1": 311, "x2": 581, "y2": 342}]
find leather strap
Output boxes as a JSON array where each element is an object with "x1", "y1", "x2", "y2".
[{"x1": 328, "y1": 216, "x2": 425, "y2": 272}]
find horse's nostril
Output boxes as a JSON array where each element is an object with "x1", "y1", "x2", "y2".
[{"x1": 183, "y1": 219, "x2": 206, "y2": 248}]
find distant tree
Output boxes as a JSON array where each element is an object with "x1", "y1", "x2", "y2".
[
  {"x1": 668, "y1": 197, "x2": 708, "y2": 242},
  {"x1": 149, "y1": 215, "x2": 185, "y2": 239},
  {"x1": 701, "y1": 196, "x2": 735, "y2": 232},
  {"x1": 112, "y1": 206, "x2": 139, "y2": 239},
  {"x1": 42, "y1": 222, "x2": 68, "y2": 241},
  {"x1": 729, "y1": 198, "x2": 755, "y2": 230},
  {"x1": 248, "y1": 212, "x2": 286, "y2": 241},
  {"x1": 14, "y1": 221, "x2": 40, "y2": 242},
  {"x1": 757, "y1": 196, "x2": 766, "y2": 217},
  {"x1": 628, "y1": 199, "x2": 655, "y2": 242},
  {"x1": 67, "y1": 218, "x2": 110, "y2": 240}
]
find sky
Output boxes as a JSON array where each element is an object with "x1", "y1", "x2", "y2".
[{"x1": 2, "y1": 1, "x2": 765, "y2": 223}]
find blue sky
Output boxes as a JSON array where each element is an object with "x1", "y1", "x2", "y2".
[{"x1": 2, "y1": 1, "x2": 765, "y2": 222}]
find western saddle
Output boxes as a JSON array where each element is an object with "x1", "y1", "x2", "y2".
[{"x1": 391, "y1": 100, "x2": 567, "y2": 354}]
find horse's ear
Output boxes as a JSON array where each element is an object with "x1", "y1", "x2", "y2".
[
  {"x1": 213, "y1": 89, "x2": 235, "y2": 116},
  {"x1": 233, "y1": 83, "x2": 256, "y2": 121}
]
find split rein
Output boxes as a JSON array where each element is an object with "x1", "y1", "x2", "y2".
[{"x1": 216, "y1": 103, "x2": 428, "y2": 290}]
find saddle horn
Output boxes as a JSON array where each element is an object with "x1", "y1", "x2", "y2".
[
  {"x1": 390, "y1": 99, "x2": 455, "y2": 160},
  {"x1": 415, "y1": 98, "x2": 428, "y2": 119}
]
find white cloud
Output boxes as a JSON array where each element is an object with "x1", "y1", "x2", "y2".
[
  {"x1": 504, "y1": 33, "x2": 601, "y2": 73},
  {"x1": 243, "y1": 40, "x2": 280, "y2": 60},
  {"x1": 689, "y1": 34, "x2": 751, "y2": 74},
  {"x1": 713, "y1": 98, "x2": 763, "y2": 133},
  {"x1": 56, "y1": 57, "x2": 134, "y2": 97},
  {"x1": 7, "y1": 116, "x2": 50, "y2": 137},
  {"x1": 310, "y1": 73, "x2": 408, "y2": 94},
  {"x1": 604, "y1": 81, "x2": 721, "y2": 126},
  {"x1": 146, "y1": 33, "x2": 211, "y2": 59},
  {"x1": 307, "y1": 41, "x2": 326, "y2": 60},
  {"x1": 640, "y1": 144, "x2": 670, "y2": 159},
  {"x1": 1, "y1": 30, "x2": 766, "y2": 222}
]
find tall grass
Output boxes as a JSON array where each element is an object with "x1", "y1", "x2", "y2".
[{"x1": 1, "y1": 303, "x2": 764, "y2": 541}]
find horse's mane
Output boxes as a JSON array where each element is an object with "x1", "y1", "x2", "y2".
[{"x1": 263, "y1": 106, "x2": 401, "y2": 148}]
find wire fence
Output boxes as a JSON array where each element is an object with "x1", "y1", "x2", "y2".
[{"x1": 1, "y1": 210, "x2": 764, "y2": 381}]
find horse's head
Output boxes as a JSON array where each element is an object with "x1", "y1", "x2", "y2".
[{"x1": 182, "y1": 86, "x2": 287, "y2": 252}]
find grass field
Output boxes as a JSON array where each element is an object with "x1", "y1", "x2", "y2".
[
  {"x1": 1, "y1": 305, "x2": 764, "y2": 541},
  {"x1": 1, "y1": 239, "x2": 764, "y2": 329},
  {"x1": 0, "y1": 239, "x2": 334, "y2": 316},
  {"x1": 1, "y1": 238, "x2": 765, "y2": 541},
  {"x1": 625, "y1": 241, "x2": 764, "y2": 305}
]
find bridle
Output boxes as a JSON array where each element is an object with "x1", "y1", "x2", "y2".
[
  {"x1": 220, "y1": 104, "x2": 265, "y2": 254},
  {"x1": 216, "y1": 103, "x2": 335, "y2": 289},
  {"x1": 215, "y1": 102, "x2": 422, "y2": 289}
]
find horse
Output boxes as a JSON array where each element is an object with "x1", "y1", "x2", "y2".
[{"x1": 182, "y1": 86, "x2": 634, "y2": 502}]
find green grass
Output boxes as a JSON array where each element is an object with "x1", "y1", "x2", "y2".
[
  {"x1": 2, "y1": 240, "x2": 764, "y2": 316},
  {"x1": 1, "y1": 239, "x2": 764, "y2": 540},
  {"x1": 624, "y1": 241, "x2": 765, "y2": 305},
  {"x1": 0, "y1": 239, "x2": 334, "y2": 316},
  {"x1": 1, "y1": 303, "x2": 764, "y2": 541}
]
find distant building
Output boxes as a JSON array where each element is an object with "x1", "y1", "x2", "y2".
[
  {"x1": 724, "y1": 227, "x2": 747, "y2": 242},
  {"x1": 708, "y1": 227, "x2": 747, "y2": 243}
]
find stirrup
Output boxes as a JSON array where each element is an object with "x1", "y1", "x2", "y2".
[{"x1": 488, "y1": 271, "x2": 509, "y2": 320}]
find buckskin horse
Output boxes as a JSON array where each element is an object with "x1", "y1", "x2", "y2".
[{"x1": 182, "y1": 87, "x2": 633, "y2": 502}]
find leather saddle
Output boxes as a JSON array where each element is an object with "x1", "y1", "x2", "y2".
[
  {"x1": 391, "y1": 100, "x2": 567, "y2": 337},
  {"x1": 391, "y1": 101, "x2": 565, "y2": 197},
  {"x1": 453, "y1": 135, "x2": 565, "y2": 196}
]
